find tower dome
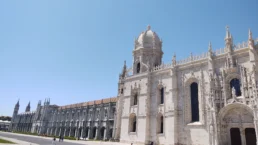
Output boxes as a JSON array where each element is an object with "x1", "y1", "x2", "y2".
[{"x1": 135, "y1": 25, "x2": 162, "y2": 49}]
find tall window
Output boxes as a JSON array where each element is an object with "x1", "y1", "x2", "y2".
[
  {"x1": 104, "y1": 109, "x2": 107, "y2": 118},
  {"x1": 136, "y1": 63, "x2": 140, "y2": 73},
  {"x1": 190, "y1": 82, "x2": 199, "y2": 122},
  {"x1": 121, "y1": 88, "x2": 123, "y2": 94},
  {"x1": 159, "y1": 115, "x2": 164, "y2": 133},
  {"x1": 160, "y1": 87, "x2": 164, "y2": 104},
  {"x1": 133, "y1": 94, "x2": 138, "y2": 105},
  {"x1": 130, "y1": 114, "x2": 137, "y2": 132},
  {"x1": 230, "y1": 78, "x2": 241, "y2": 96}
]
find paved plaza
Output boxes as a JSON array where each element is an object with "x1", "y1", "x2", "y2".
[{"x1": 0, "y1": 132, "x2": 130, "y2": 145}]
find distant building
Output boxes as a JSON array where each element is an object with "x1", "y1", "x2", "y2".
[
  {"x1": 0, "y1": 120, "x2": 11, "y2": 131},
  {"x1": 9, "y1": 97, "x2": 116, "y2": 141}
]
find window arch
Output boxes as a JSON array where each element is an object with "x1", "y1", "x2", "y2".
[
  {"x1": 129, "y1": 113, "x2": 137, "y2": 132},
  {"x1": 190, "y1": 82, "x2": 199, "y2": 122},
  {"x1": 136, "y1": 63, "x2": 140, "y2": 73},
  {"x1": 230, "y1": 78, "x2": 241, "y2": 96},
  {"x1": 160, "y1": 87, "x2": 164, "y2": 104}
]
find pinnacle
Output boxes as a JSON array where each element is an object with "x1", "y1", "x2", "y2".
[{"x1": 147, "y1": 25, "x2": 151, "y2": 30}]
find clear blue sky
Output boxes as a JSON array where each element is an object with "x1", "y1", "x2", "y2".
[{"x1": 0, "y1": 0, "x2": 257, "y2": 116}]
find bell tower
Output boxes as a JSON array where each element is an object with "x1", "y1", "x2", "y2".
[{"x1": 133, "y1": 25, "x2": 163, "y2": 74}]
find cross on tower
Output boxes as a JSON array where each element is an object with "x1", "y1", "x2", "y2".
[{"x1": 226, "y1": 25, "x2": 229, "y2": 31}]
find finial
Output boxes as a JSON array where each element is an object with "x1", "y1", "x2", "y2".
[
  {"x1": 249, "y1": 29, "x2": 253, "y2": 40},
  {"x1": 226, "y1": 25, "x2": 230, "y2": 38},
  {"x1": 226, "y1": 25, "x2": 229, "y2": 31},
  {"x1": 147, "y1": 25, "x2": 151, "y2": 30},
  {"x1": 172, "y1": 53, "x2": 176, "y2": 66},
  {"x1": 124, "y1": 60, "x2": 126, "y2": 66},
  {"x1": 209, "y1": 42, "x2": 212, "y2": 52},
  {"x1": 16, "y1": 99, "x2": 20, "y2": 105}
]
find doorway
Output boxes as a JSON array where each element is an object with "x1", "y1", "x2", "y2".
[
  {"x1": 245, "y1": 128, "x2": 256, "y2": 145},
  {"x1": 230, "y1": 128, "x2": 242, "y2": 145}
]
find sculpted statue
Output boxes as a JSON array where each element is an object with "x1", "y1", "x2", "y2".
[{"x1": 232, "y1": 87, "x2": 236, "y2": 98}]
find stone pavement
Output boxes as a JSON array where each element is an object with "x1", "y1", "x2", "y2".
[{"x1": 0, "y1": 132, "x2": 135, "y2": 145}]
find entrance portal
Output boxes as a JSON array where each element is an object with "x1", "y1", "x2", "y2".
[
  {"x1": 230, "y1": 128, "x2": 241, "y2": 145},
  {"x1": 245, "y1": 128, "x2": 256, "y2": 145}
]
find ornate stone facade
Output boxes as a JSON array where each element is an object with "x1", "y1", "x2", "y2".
[
  {"x1": 10, "y1": 97, "x2": 116, "y2": 141},
  {"x1": 114, "y1": 26, "x2": 258, "y2": 145}
]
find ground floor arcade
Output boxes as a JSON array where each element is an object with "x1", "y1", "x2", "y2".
[{"x1": 46, "y1": 126, "x2": 113, "y2": 140}]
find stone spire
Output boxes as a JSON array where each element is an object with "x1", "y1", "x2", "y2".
[
  {"x1": 15, "y1": 99, "x2": 20, "y2": 108},
  {"x1": 248, "y1": 28, "x2": 257, "y2": 64},
  {"x1": 25, "y1": 102, "x2": 30, "y2": 112},
  {"x1": 225, "y1": 25, "x2": 233, "y2": 53},
  {"x1": 208, "y1": 42, "x2": 214, "y2": 73},
  {"x1": 208, "y1": 42, "x2": 213, "y2": 55},
  {"x1": 249, "y1": 29, "x2": 253, "y2": 40},
  {"x1": 120, "y1": 60, "x2": 127, "y2": 79},
  {"x1": 225, "y1": 25, "x2": 231, "y2": 39},
  {"x1": 172, "y1": 53, "x2": 176, "y2": 67},
  {"x1": 248, "y1": 29, "x2": 254, "y2": 48}
]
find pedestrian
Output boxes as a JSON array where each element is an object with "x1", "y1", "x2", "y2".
[
  {"x1": 62, "y1": 136, "x2": 64, "y2": 142},
  {"x1": 59, "y1": 135, "x2": 61, "y2": 142},
  {"x1": 52, "y1": 136, "x2": 56, "y2": 145}
]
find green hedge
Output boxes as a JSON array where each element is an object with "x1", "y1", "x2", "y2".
[{"x1": 64, "y1": 136, "x2": 76, "y2": 140}]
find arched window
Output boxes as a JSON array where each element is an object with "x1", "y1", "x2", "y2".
[
  {"x1": 160, "y1": 87, "x2": 164, "y2": 104},
  {"x1": 136, "y1": 63, "x2": 140, "y2": 73},
  {"x1": 129, "y1": 114, "x2": 137, "y2": 132},
  {"x1": 190, "y1": 82, "x2": 199, "y2": 122},
  {"x1": 230, "y1": 78, "x2": 241, "y2": 96},
  {"x1": 133, "y1": 94, "x2": 138, "y2": 105}
]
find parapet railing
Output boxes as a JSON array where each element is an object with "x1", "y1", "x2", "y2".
[
  {"x1": 126, "y1": 39, "x2": 258, "y2": 74},
  {"x1": 233, "y1": 41, "x2": 249, "y2": 51}
]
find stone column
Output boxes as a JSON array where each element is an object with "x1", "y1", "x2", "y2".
[
  {"x1": 103, "y1": 128, "x2": 107, "y2": 140},
  {"x1": 254, "y1": 120, "x2": 258, "y2": 145},
  {"x1": 55, "y1": 128, "x2": 58, "y2": 136},
  {"x1": 241, "y1": 128, "x2": 246, "y2": 145},
  {"x1": 64, "y1": 128, "x2": 67, "y2": 137},
  {"x1": 94, "y1": 128, "x2": 98, "y2": 140},
  {"x1": 59, "y1": 128, "x2": 62, "y2": 136},
  {"x1": 75, "y1": 128, "x2": 77, "y2": 137},
  {"x1": 87, "y1": 128, "x2": 91, "y2": 139},
  {"x1": 253, "y1": 109, "x2": 258, "y2": 145},
  {"x1": 81, "y1": 128, "x2": 84, "y2": 139},
  {"x1": 69, "y1": 127, "x2": 72, "y2": 137}
]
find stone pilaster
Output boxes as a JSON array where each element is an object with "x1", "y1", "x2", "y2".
[{"x1": 94, "y1": 128, "x2": 99, "y2": 140}]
